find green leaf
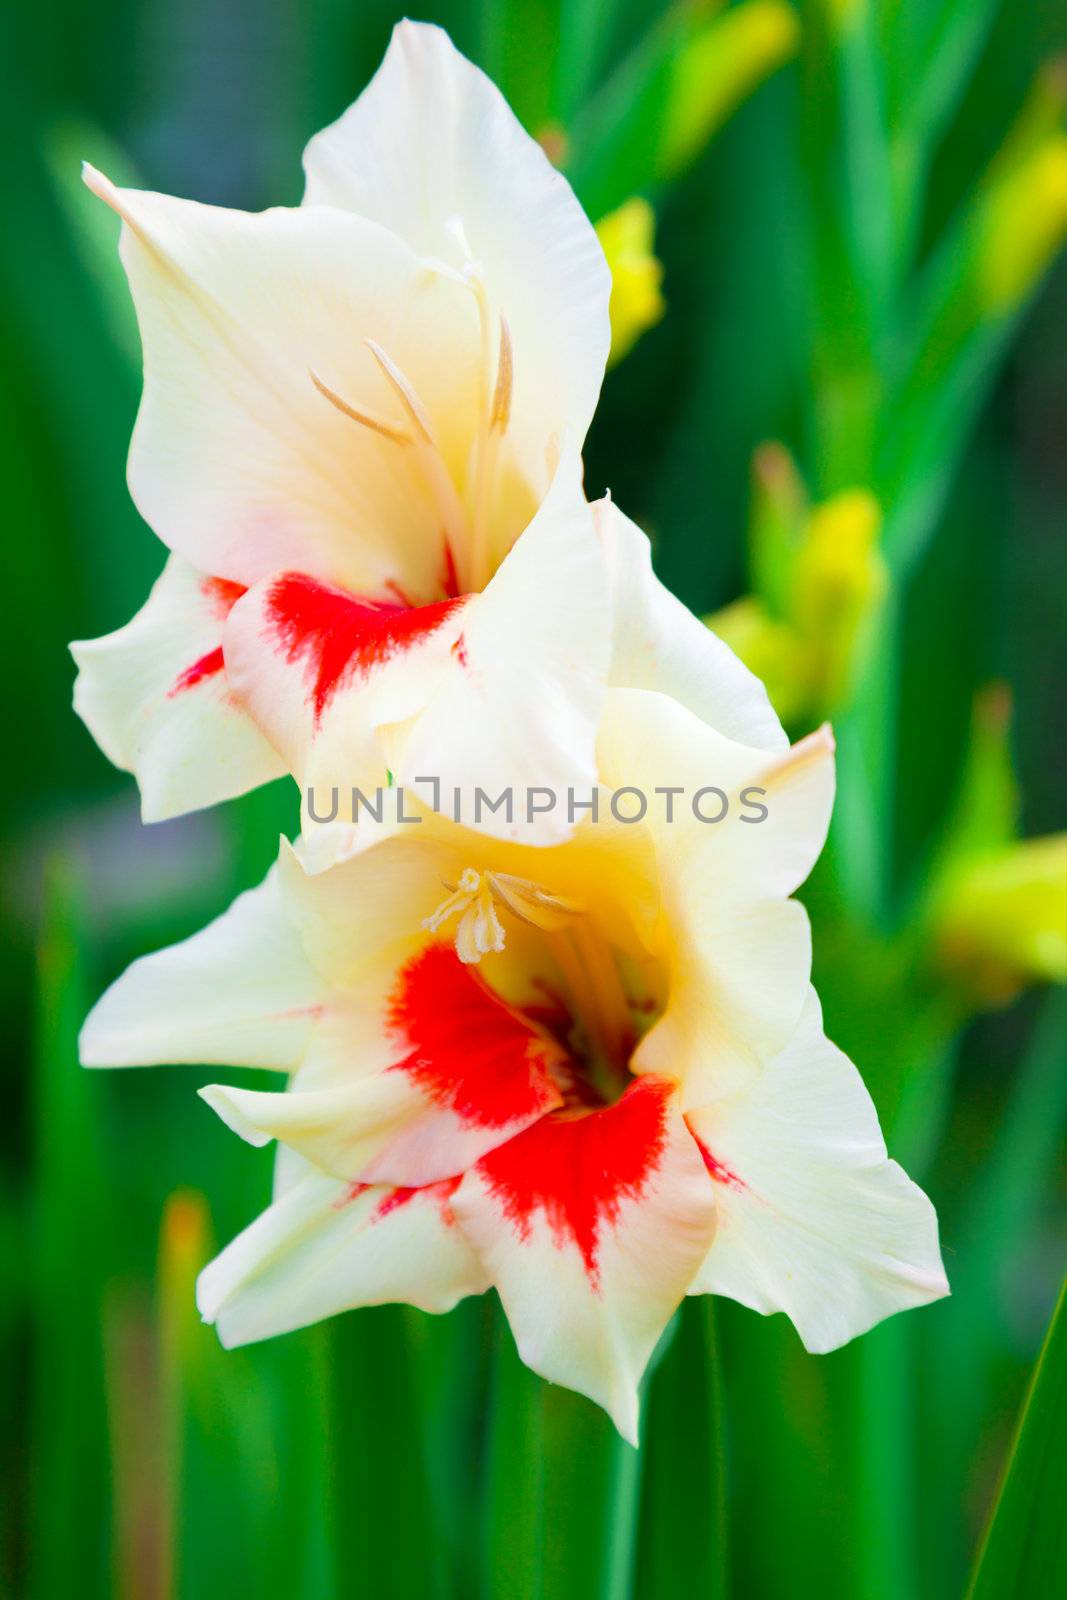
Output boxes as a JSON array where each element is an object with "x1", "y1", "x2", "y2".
[
  {"x1": 28, "y1": 863, "x2": 112, "y2": 1598},
  {"x1": 636, "y1": 1298, "x2": 728, "y2": 1597},
  {"x1": 330, "y1": 1306, "x2": 447, "y2": 1597},
  {"x1": 567, "y1": 0, "x2": 798, "y2": 219},
  {"x1": 967, "y1": 1277, "x2": 1067, "y2": 1598},
  {"x1": 481, "y1": 1303, "x2": 642, "y2": 1599}
]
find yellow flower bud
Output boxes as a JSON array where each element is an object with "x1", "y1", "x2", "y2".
[
  {"x1": 596, "y1": 197, "x2": 665, "y2": 366},
  {"x1": 659, "y1": 1, "x2": 801, "y2": 181},
  {"x1": 706, "y1": 596, "x2": 812, "y2": 726},
  {"x1": 934, "y1": 835, "x2": 1067, "y2": 1005},
  {"x1": 750, "y1": 441, "x2": 808, "y2": 618},
  {"x1": 979, "y1": 135, "x2": 1067, "y2": 313},
  {"x1": 789, "y1": 488, "x2": 886, "y2": 711}
]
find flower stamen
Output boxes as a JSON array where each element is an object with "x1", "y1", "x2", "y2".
[
  {"x1": 489, "y1": 315, "x2": 513, "y2": 436},
  {"x1": 423, "y1": 868, "x2": 506, "y2": 964},
  {"x1": 309, "y1": 368, "x2": 413, "y2": 445},
  {"x1": 333, "y1": 339, "x2": 472, "y2": 592},
  {"x1": 423, "y1": 867, "x2": 581, "y2": 965},
  {"x1": 364, "y1": 337, "x2": 436, "y2": 445}
]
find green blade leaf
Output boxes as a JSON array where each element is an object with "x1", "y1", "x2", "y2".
[
  {"x1": 636, "y1": 1298, "x2": 728, "y2": 1597},
  {"x1": 967, "y1": 1277, "x2": 1067, "y2": 1598}
]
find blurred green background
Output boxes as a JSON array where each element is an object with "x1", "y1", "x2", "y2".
[{"x1": 3, "y1": 1, "x2": 1066, "y2": 1595}]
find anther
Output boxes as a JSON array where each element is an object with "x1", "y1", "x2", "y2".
[
  {"x1": 489, "y1": 316, "x2": 513, "y2": 435},
  {"x1": 364, "y1": 339, "x2": 436, "y2": 446},
  {"x1": 309, "y1": 369, "x2": 412, "y2": 445}
]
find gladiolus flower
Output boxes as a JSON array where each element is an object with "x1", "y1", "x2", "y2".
[
  {"x1": 82, "y1": 690, "x2": 947, "y2": 1440},
  {"x1": 70, "y1": 22, "x2": 781, "y2": 850}
]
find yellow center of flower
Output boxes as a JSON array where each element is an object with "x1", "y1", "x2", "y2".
[{"x1": 423, "y1": 867, "x2": 641, "y2": 1101}]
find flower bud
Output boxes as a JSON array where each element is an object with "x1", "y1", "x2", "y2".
[
  {"x1": 979, "y1": 135, "x2": 1067, "y2": 314},
  {"x1": 658, "y1": 1, "x2": 801, "y2": 181},
  {"x1": 790, "y1": 489, "x2": 886, "y2": 710},
  {"x1": 596, "y1": 197, "x2": 665, "y2": 365},
  {"x1": 708, "y1": 456, "x2": 885, "y2": 725},
  {"x1": 934, "y1": 835, "x2": 1067, "y2": 1005}
]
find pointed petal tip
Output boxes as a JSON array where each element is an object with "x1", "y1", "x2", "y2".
[
  {"x1": 198, "y1": 1083, "x2": 273, "y2": 1147},
  {"x1": 78, "y1": 1014, "x2": 109, "y2": 1068},
  {"x1": 81, "y1": 161, "x2": 118, "y2": 207}
]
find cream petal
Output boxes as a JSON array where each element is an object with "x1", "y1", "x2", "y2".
[
  {"x1": 635, "y1": 898, "x2": 813, "y2": 1105},
  {"x1": 598, "y1": 688, "x2": 834, "y2": 1101},
  {"x1": 198, "y1": 1170, "x2": 489, "y2": 1346},
  {"x1": 222, "y1": 569, "x2": 468, "y2": 848},
  {"x1": 201, "y1": 935, "x2": 563, "y2": 1185},
  {"x1": 597, "y1": 687, "x2": 835, "y2": 897},
  {"x1": 386, "y1": 445, "x2": 611, "y2": 846},
  {"x1": 79, "y1": 866, "x2": 321, "y2": 1070},
  {"x1": 71, "y1": 555, "x2": 285, "y2": 821},
  {"x1": 686, "y1": 990, "x2": 950, "y2": 1350},
  {"x1": 452, "y1": 1077, "x2": 716, "y2": 1443},
  {"x1": 302, "y1": 21, "x2": 611, "y2": 483},
  {"x1": 85, "y1": 165, "x2": 481, "y2": 598},
  {"x1": 596, "y1": 499, "x2": 787, "y2": 752}
]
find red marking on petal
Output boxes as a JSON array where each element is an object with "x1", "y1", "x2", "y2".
[
  {"x1": 386, "y1": 943, "x2": 562, "y2": 1130},
  {"x1": 441, "y1": 541, "x2": 461, "y2": 601},
  {"x1": 476, "y1": 1075, "x2": 674, "y2": 1285},
  {"x1": 336, "y1": 1176, "x2": 459, "y2": 1225},
  {"x1": 169, "y1": 645, "x2": 225, "y2": 696},
  {"x1": 382, "y1": 578, "x2": 416, "y2": 608},
  {"x1": 266, "y1": 573, "x2": 466, "y2": 724},
  {"x1": 200, "y1": 576, "x2": 247, "y2": 617},
  {"x1": 451, "y1": 632, "x2": 469, "y2": 668},
  {"x1": 688, "y1": 1128, "x2": 746, "y2": 1192},
  {"x1": 373, "y1": 1176, "x2": 461, "y2": 1225}
]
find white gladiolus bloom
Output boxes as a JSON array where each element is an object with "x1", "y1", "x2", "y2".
[
  {"x1": 82, "y1": 689, "x2": 948, "y2": 1442},
  {"x1": 70, "y1": 22, "x2": 782, "y2": 854}
]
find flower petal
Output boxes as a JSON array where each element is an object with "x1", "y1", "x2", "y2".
[
  {"x1": 200, "y1": 942, "x2": 563, "y2": 1185},
  {"x1": 597, "y1": 499, "x2": 787, "y2": 752},
  {"x1": 79, "y1": 866, "x2": 321, "y2": 1070},
  {"x1": 71, "y1": 556, "x2": 285, "y2": 820},
  {"x1": 597, "y1": 687, "x2": 834, "y2": 897},
  {"x1": 598, "y1": 689, "x2": 834, "y2": 1100},
  {"x1": 452, "y1": 1076, "x2": 716, "y2": 1442},
  {"x1": 635, "y1": 898, "x2": 813, "y2": 1105},
  {"x1": 84, "y1": 165, "x2": 481, "y2": 597},
  {"x1": 302, "y1": 20, "x2": 611, "y2": 481},
  {"x1": 225, "y1": 447, "x2": 612, "y2": 858},
  {"x1": 385, "y1": 446, "x2": 611, "y2": 845},
  {"x1": 223, "y1": 569, "x2": 468, "y2": 844},
  {"x1": 686, "y1": 990, "x2": 949, "y2": 1350},
  {"x1": 198, "y1": 1169, "x2": 489, "y2": 1346}
]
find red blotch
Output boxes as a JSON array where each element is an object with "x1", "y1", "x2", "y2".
[
  {"x1": 451, "y1": 632, "x2": 469, "y2": 668},
  {"x1": 200, "y1": 576, "x2": 247, "y2": 617},
  {"x1": 338, "y1": 1176, "x2": 460, "y2": 1227},
  {"x1": 689, "y1": 1129, "x2": 746, "y2": 1192},
  {"x1": 168, "y1": 576, "x2": 248, "y2": 695},
  {"x1": 476, "y1": 1075, "x2": 674, "y2": 1285},
  {"x1": 373, "y1": 1176, "x2": 461, "y2": 1224},
  {"x1": 386, "y1": 944, "x2": 562, "y2": 1129},
  {"x1": 169, "y1": 645, "x2": 225, "y2": 696},
  {"x1": 266, "y1": 572, "x2": 466, "y2": 724}
]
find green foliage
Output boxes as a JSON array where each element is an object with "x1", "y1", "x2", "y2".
[
  {"x1": 3, "y1": 1, "x2": 1065, "y2": 1596},
  {"x1": 968, "y1": 1276, "x2": 1067, "y2": 1598}
]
